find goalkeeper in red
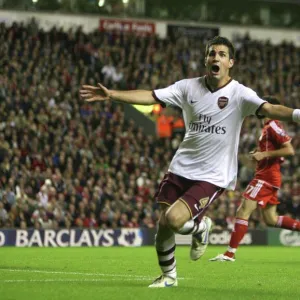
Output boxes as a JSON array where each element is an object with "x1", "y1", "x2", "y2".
[{"x1": 210, "y1": 96, "x2": 299, "y2": 262}]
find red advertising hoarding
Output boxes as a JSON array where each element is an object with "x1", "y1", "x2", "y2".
[{"x1": 99, "y1": 18, "x2": 155, "y2": 35}]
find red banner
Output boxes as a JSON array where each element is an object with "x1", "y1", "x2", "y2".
[{"x1": 99, "y1": 19, "x2": 155, "y2": 35}]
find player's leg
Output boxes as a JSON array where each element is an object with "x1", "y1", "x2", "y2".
[
  {"x1": 210, "y1": 197, "x2": 257, "y2": 261},
  {"x1": 164, "y1": 200, "x2": 195, "y2": 233},
  {"x1": 149, "y1": 173, "x2": 183, "y2": 288},
  {"x1": 165, "y1": 200, "x2": 212, "y2": 261},
  {"x1": 151, "y1": 199, "x2": 197, "y2": 287},
  {"x1": 261, "y1": 204, "x2": 279, "y2": 226},
  {"x1": 155, "y1": 174, "x2": 212, "y2": 238},
  {"x1": 149, "y1": 203, "x2": 178, "y2": 288},
  {"x1": 165, "y1": 181, "x2": 223, "y2": 260},
  {"x1": 262, "y1": 204, "x2": 300, "y2": 231},
  {"x1": 211, "y1": 179, "x2": 271, "y2": 261},
  {"x1": 224, "y1": 197, "x2": 257, "y2": 257}
]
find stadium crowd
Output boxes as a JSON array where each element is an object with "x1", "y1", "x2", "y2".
[{"x1": 0, "y1": 20, "x2": 300, "y2": 230}]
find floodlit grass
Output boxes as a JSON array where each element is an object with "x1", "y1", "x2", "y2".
[{"x1": 1, "y1": 246, "x2": 300, "y2": 300}]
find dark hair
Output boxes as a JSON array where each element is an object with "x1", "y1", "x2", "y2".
[
  {"x1": 262, "y1": 96, "x2": 281, "y2": 105},
  {"x1": 205, "y1": 36, "x2": 235, "y2": 59}
]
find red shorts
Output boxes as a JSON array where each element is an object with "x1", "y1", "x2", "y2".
[
  {"x1": 242, "y1": 179, "x2": 279, "y2": 208},
  {"x1": 155, "y1": 172, "x2": 224, "y2": 219}
]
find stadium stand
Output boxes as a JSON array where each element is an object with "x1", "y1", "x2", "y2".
[{"x1": 0, "y1": 20, "x2": 299, "y2": 230}]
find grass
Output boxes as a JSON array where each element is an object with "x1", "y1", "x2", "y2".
[{"x1": 0, "y1": 246, "x2": 300, "y2": 300}]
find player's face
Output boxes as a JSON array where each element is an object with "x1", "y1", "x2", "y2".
[{"x1": 205, "y1": 45, "x2": 234, "y2": 80}]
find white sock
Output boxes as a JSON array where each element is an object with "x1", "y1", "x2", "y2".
[{"x1": 177, "y1": 219, "x2": 206, "y2": 235}]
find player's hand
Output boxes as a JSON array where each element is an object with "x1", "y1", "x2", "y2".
[
  {"x1": 249, "y1": 151, "x2": 266, "y2": 162},
  {"x1": 80, "y1": 83, "x2": 110, "y2": 102}
]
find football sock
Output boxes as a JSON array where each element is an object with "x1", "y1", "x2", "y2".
[
  {"x1": 224, "y1": 218, "x2": 249, "y2": 258},
  {"x1": 177, "y1": 219, "x2": 206, "y2": 235},
  {"x1": 276, "y1": 216, "x2": 300, "y2": 231},
  {"x1": 155, "y1": 230, "x2": 177, "y2": 279}
]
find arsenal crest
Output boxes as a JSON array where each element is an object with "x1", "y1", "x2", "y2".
[
  {"x1": 199, "y1": 197, "x2": 209, "y2": 209},
  {"x1": 218, "y1": 96, "x2": 229, "y2": 109}
]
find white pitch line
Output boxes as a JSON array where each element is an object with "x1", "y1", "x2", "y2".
[
  {"x1": 1, "y1": 279, "x2": 105, "y2": 283},
  {"x1": 1, "y1": 278, "x2": 145, "y2": 283},
  {"x1": 0, "y1": 269, "x2": 152, "y2": 279},
  {"x1": 0, "y1": 269, "x2": 188, "y2": 280}
]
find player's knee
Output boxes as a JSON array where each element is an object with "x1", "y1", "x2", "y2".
[
  {"x1": 264, "y1": 215, "x2": 277, "y2": 227},
  {"x1": 165, "y1": 210, "x2": 184, "y2": 232},
  {"x1": 236, "y1": 201, "x2": 254, "y2": 219}
]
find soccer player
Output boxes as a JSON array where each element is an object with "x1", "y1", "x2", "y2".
[
  {"x1": 80, "y1": 36, "x2": 300, "y2": 287},
  {"x1": 210, "y1": 96, "x2": 300, "y2": 262}
]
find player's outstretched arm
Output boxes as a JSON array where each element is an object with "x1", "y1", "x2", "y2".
[
  {"x1": 80, "y1": 83, "x2": 156, "y2": 105},
  {"x1": 259, "y1": 103, "x2": 300, "y2": 122},
  {"x1": 250, "y1": 141, "x2": 295, "y2": 162}
]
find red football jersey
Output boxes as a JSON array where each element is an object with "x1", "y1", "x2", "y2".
[{"x1": 254, "y1": 120, "x2": 291, "y2": 188}]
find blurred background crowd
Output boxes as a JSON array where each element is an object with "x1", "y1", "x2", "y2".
[
  {"x1": 2, "y1": 0, "x2": 300, "y2": 28},
  {"x1": 0, "y1": 16, "x2": 300, "y2": 231}
]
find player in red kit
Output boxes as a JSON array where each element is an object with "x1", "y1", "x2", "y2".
[{"x1": 210, "y1": 96, "x2": 299, "y2": 262}]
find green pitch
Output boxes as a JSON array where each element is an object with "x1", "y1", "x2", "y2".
[{"x1": 0, "y1": 246, "x2": 299, "y2": 300}]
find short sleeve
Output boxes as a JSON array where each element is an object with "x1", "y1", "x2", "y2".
[
  {"x1": 239, "y1": 86, "x2": 266, "y2": 118},
  {"x1": 152, "y1": 80, "x2": 187, "y2": 109},
  {"x1": 269, "y1": 121, "x2": 291, "y2": 145}
]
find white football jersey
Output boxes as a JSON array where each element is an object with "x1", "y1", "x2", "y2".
[{"x1": 153, "y1": 76, "x2": 266, "y2": 190}]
